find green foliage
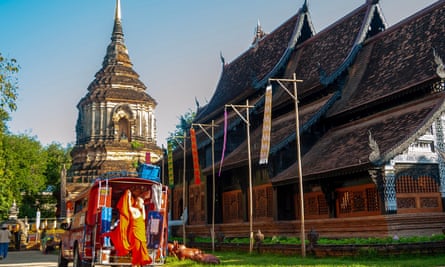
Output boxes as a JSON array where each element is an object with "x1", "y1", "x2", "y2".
[
  {"x1": 0, "y1": 134, "x2": 47, "y2": 219},
  {"x1": 0, "y1": 136, "x2": 72, "y2": 220},
  {"x1": 165, "y1": 251, "x2": 445, "y2": 267},
  {"x1": 188, "y1": 234, "x2": 445, "y2": 246},
  {"x1": 0, "y1": 53, "x2": 19, "y2": 219},
  {"x1": 44, "y1": 142, "x2": 72, "y2": 187},
  {"x1": 43, "y1": 142, "x2": 72, "y2": 218},
  {"x1": 167, "y1": 109, "x2": 196, "y2": 150},
  {"x1": 3, "y1": 134, "x2": 47, "y2": 194},
  {"x1": 0, "y1": 53, "x2": 19, "y2": 131},
  {"x1": 317, "y1": 234, "x2": 445, "y2": 245},
  {"x1": 0, "y1": 52, "x2": 72, "y2": 220},
  {"x1": 131, "y1": 140, "x2": 143, "y2": 150}
]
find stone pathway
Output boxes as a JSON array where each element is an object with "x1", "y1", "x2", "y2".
[{"x1": 0, "y1": 250, "x2": 60, "y2": 267}]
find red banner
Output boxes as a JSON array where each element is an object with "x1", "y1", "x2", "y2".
[{"x1": 190, "y1": 128, "x2": 201, "y2": 184}]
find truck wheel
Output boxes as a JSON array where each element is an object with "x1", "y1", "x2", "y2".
[{"x1": 57, "y1": 243, "x2": 68, "y2": 267}]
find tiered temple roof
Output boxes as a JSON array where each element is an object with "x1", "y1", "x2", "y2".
[{"x1": 195, "y1": 0, "x2": 445, "y2": 186}]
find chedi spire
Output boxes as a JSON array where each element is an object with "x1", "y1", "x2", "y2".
[{"x1": 103, "y1": 0, "x2": 129, "y2": 67}]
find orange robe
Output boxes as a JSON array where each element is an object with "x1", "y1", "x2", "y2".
[
  {"x1": 106, "y1": 189, "x2": 131, "y2": 256},
  {"x1": 129, "y1": 215, "x2": 152, "y2": 265}
]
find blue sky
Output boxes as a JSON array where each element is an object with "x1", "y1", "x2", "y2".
[{"x1": 0, "y1": 0, "x2": 437, "y2": 147}]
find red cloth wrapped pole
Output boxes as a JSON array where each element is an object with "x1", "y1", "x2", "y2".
[{"x1": 190, "y1": 128, "x2": 201, "y2": 185}]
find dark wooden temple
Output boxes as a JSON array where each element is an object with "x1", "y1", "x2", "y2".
[{"x1": 168, "y1": 0, "x2": 445, "y2": 239}]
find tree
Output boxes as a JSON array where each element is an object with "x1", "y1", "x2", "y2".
[
  {"x1": 0, "y1": 134, "x2": 48, "y2": 219},
  {"x1": 45, "y1": 142, "x2": 72, "y2": 187},
  {"x1": 0, "y1": 53, "x2": 19, "y2": 131},
  {"x1": 44, "y1": 142, "x2": 72, "y2": 218},
  {"x1": 167, "y1": 109, "x2": 196, "y2": 150},
  {"x1": 0, "y1": 53, "x2": 19, "y2": 219}
]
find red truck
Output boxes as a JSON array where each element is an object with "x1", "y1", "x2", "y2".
[{"x1": 58, "y1": 164, "x2": 168, "y2": 267}]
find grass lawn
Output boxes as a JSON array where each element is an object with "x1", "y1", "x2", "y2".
[{"x1": 165, "y1": 251, "x2": 445, "y2": 266}]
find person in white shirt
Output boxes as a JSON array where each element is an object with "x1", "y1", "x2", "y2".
[{"x1": 0, "y1": 224, "x2": 11, "y2": 259}]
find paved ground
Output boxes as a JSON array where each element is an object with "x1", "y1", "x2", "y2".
[{"x1": 0, "y1": 250, "x2": 65, "y2": 267}]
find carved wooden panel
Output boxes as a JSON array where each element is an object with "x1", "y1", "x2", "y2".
[
  {"x1": 397, "y1": 193, "x2": 442, "y2": 213},
  {"x1": 253, "y1": 185, "x2": 273, "y2": 220},
  {"x1": 172, "y1": 187, "x2": 183, "y2": 220},
  {"x1": 303, "y1": 191, "x2": 329, "y2": 219},
  {"x1": 336, "y1": 184, "x2": 381, "y2": 218},
  {"x1": 222, "y1": 190, "x2": 243, "y2": 223},
  {"x1": 396, "y1": 175, "x2": 442, "y2": 213},
  {"x1": 189, "y1": 183, "x2": 206, "y2": 225},
  {"x1": 397, "y1": 197, "x2": 416, "y2": 209}
]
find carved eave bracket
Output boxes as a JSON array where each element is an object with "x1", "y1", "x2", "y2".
[
  {"x1": 368, "y1": 130, "x2": 381, "y2": 164},
  {"x1": 368, "y1": 168, "x2": 380, "y2": 186},
  {"x1": 433, "y1": 48, "x2": 445, "y2": 79}
]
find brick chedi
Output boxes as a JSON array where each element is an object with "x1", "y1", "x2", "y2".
[{"x1": 68, "y1": 0, "x2": 161, "y2": 183}]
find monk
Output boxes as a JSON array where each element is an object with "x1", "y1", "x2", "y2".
[
  {"x1": 105, "y1": 189, "x2": 152, "y2": 266},
  {"x1": 105, "y1": 189, "x2": 131, "y2": 256},
  {"x1": 128, "y1": 190, "x2": 152, "y2": 267}
]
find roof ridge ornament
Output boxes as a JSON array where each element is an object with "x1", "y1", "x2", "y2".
[
  {"x1": 433, "y1": 47, "x2": 445, "y2": 79},
  {"x1": 252, "y1": 19, "x2": 267, "y2": 46},
  {"x1": 302, "y1": 0, "x2": 308, "y2": 13},
  {"x1": 220, "y1": 51, "x2": 225, "y2": 67}
]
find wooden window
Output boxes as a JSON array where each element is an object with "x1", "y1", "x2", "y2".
[
  {"x1": 335, "y1": 184, "x2": 380, "y2": 218},
  {"x1": 396, "y1": 175, "x2": 442, "y2": 213},
  {"x1": 303, "y1": 191, "x2": 329, "y2": 219}
]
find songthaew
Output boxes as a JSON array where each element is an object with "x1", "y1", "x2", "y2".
[{"x1": 58, "y1": 163, "x2": 169, "y2": 267}]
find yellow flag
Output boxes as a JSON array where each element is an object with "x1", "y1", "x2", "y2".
[{"x1": 167, "y1": 141, "x2": 174, "y2": 186}]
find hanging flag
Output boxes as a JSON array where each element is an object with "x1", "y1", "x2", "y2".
[
  {"x1": 145, "y1": 152, "x2": 151, "y2": 164},
  {"x1": 218, "y1": 108, "x2": 228, "y2": 176},
  {"x1": 36, "y1": 209, "x2": 41, "y2": 231},
  {"x1": 259, "y1": 84, "x2": 273, "y2": 164},
  {"x1": 167, "y1": 141, "x2": 174, "y2": 186},
  {"x1": 190, "y1": 128, "x2": 201, "y2": 185}
]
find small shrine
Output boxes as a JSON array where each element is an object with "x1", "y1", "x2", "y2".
[{"x1": 1, "y1": 200, "x2": 27, "y2": 250}]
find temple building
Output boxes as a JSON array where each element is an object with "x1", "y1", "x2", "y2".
[
  {"x1": 169, "y1": 0, "x2": 445, "y2": 238},
  {"x1": 67, "y1": 0, "x2": 161, "y2": 184}
]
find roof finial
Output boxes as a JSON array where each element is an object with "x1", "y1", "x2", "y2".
[
  {"x1": 220, "y1": 51, "x2": 225, "y2": 66},
  {"x1": 115, "y1": 0, "x2": 121, "y2": 21},
  {"x1": 112, "y1": 0, "x2": 124, "y2": 41},
  {"x1": 302, "y1": 0, "x2": 309, "y2": 12},
  {"x1": 252, "y1": 19, "x2": 266, "y2": 46}
]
